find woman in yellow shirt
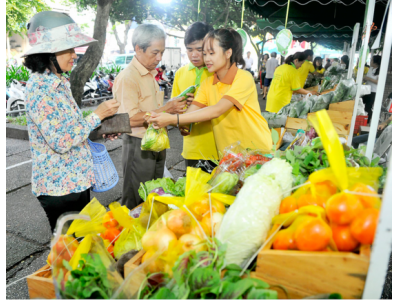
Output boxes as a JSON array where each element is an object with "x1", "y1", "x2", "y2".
[
  {"x1": 266, "y1": 52, "x2": 319, "y2": 113},
  {"x1": 313, "y1": 57, "x2": 325, "y2": 75},
  {"x1": 146, "y1": 28, "x2": 273, "y2": 152}
]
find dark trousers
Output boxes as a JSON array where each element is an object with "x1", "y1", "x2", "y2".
[
  {"x1": 363, "y1": 92, "x2": 376, "y2": 123},
  {"x1": 185, "y1": 159, "x2": 218, "y2": 174},
  {"x1": 37, "y1": 188, "x2": 91, "y2": 233},
  {"x1": 260, "y1": 72, "x2": 266, "y2": 88},
  {"x1": 121, "y1": 134, "x2": 166, "y2": 209}
]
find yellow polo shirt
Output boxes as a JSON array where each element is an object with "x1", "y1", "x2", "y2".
[
  {"x1": 171, "y1": 63, "x2": 218, "y2": 160},
  {"x1": 298, "y1": 60, "x2": 315, "y2": 87},
  {"x1": 316, "y1": 68, "x2": 325, "y2": 74},
  {"x1": 193, "y1": 64, "x2": 272, "y2": 153},
  {"x1": 354, "y1": 66, "x2": 369, "y2": 75},
  {"x1": 266, "y1": 64, "x2": 301, "y2": 113}
]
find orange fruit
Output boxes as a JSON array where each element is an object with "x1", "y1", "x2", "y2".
[
  {"x1": 104, "y1": 227, "x2": 121, "y2": 244},
  {"x1": 313, "y1": 180, "x2": 337, "y2": 200},
  {"x1": 294, "y1": 218, "x2": 332, "y2": 251},
  {"x1": 273, "y1": 228, "x2": 296, "y2": 250},
  {"x1": 326, "y1": 193, "x2": 364, "y2": 225},
  {"x1": 331, "y1": 224, "x2": 359, "y2": 252},
  {"x1": 350, "y1": 208, "x2": 380, "y2": 245},
  {"x1": 103, "y1": 211, "x2": 119, "y2": 228},
  {"x1": 279, "y1": 196, "x2": 298, "y2": 214},
  {"x1": 297, "y1": 194, "x2": 324, "y2": 209},
  {"x1": 350, "y1": 183, "x2": 381, "y2": 209}
]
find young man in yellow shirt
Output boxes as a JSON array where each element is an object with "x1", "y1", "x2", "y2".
[
  {"x1": 298, "y1": 49, "x2": 321, "y2": 88},
  {"x1": 171, "y1": 22, "x2": 218, "y2": 172}
]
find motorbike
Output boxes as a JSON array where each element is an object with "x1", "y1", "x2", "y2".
[{"x1": 7, "y1": 80, "x2": 26, "y2": 117}]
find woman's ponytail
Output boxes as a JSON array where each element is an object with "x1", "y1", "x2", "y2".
[{"x1": 285, "y1": 52, "x2": 306, "y2": 65}]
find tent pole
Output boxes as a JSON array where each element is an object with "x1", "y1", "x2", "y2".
[
  {"x1": 347, "y1": 23, "x2": 360, "y2": 80},
  {"x1": 362, "y1": 157, "x2": 392, "y2": 299},
  {"x1": 365, "y1": 0, "x2": 392, "y2": 160},
  {"x1": 346, "y1": 0, "x2": 376, "y2": 147}
]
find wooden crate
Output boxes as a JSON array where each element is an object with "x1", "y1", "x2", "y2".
[
  {"x1": 329, "y1": 100, "x2": 355, "y2": 113},
  {"x1": 27, "y1": 264, "x2": 55, "y2": 299},
  {"x1": 255, "y1": 225, "x2": 371, "y2": 299},
  {"x1": 285, "y1": 117, "x2": 349, "y2": 136}
]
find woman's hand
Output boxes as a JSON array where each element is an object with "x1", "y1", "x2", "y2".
[
  {"x1": 179, "y1": 126, "x2": 191, "y2": 136},
  {"x1": 310, "y1": 90, "x2": 320, "y2": 96},
  {"x1": 147, "y1": 112, "x2": 176, "y2": 129},
  {"x1": 185, "y1": 93, "x2": 194, "y2": 107},
  {"x1": 94, "y1": 99, "x2": 120, "y2": 120},
  {"x1": 103, "y1": 133, "x2": 121, "y2": 141}
]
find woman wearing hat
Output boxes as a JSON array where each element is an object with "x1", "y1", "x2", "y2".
[{"x1": 23, "y1": 11, "x2": 120, "y2": 231}]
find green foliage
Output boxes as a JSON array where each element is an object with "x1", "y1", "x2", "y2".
[
  {"x1": 6, "y1": 0, "x2": 50, "y2": 36},
  {"x1": 139, "y1": 239, "x2": 278, "y2": 299},
  {"x1": 6, "y1": 65, "x2": 30, "y2": 87},
  {"x1": 7, "y1": 115, "x2": 27, "y2": 126},
  {"x1": 60, "y1": 254, "x2": 116, "y2": 299},
  {"x1": 82, "y1": 110, "x2": 94, "y2": 118}
]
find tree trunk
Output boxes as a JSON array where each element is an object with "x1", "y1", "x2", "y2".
[
  {"x1": 70, "y1": 0, "x2": 114, "y2": 108},
  {"x1": 112, "y1": 21, "x2": 125, "y2": 54},
  {"x1": 6, "y1": 35, "x2": 11, "y2": 59}
]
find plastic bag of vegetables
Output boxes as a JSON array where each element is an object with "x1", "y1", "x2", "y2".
[
  {"x1": 141, "y1": 124, "x2": 170, "y2": 152},
  {"x1": 261, "y1": 112, "x2": 287, "y2": 128},
  {"x1": 216, "y1": 158, "x2": 293, "y2": 267},
  {"x1": 310, "y1": 93, "x2": 333, "y2": 113},
  {"x1": 331, "y1": 78, "x2": 354, "y2": 103},
  {"x1": 343, "y1": 79, "x2": 357, "y2": 101}
]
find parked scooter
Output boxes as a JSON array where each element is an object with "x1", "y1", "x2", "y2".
[{"x1": 6, "y1": 80, "x2": 26, "y2": 117}]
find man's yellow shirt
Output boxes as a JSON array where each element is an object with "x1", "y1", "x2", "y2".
[{"x1": 171, "y1": 63, "x2": 218, "y2": 160}]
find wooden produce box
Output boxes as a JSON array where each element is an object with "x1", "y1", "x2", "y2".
[
  {"x1": 27, "y1": 203, "x2": 145, "y2": 299},
  {"x1": 27, "y1": 265, "x2": 55, "y2": 299},
  {"x1": 255, "y1": 226, "x2": 371, "y2": 299},
  {"x1": 329, "y1": 100, "x2": 355, "y2": 113},
  {"x1": 285, "y1": 116, "x2": 350, "y2": 137}
]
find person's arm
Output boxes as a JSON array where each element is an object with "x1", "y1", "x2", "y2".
[
  {"x1": 378, "y1": 115, "x2": 392, "y2": 130},
  {"x1": 294, "y1": 88, "x2": 319, "y2": 96},
  {"x1": 27, "y1": 88, "x2": 117, "y2": 154},
  {"x1": 148, "y1": 98, "x2": 234, "y2": 128},
  {"x1": 291, "y1": 70, "x2": 318, "y2": 95},
  {"x1": 363, "y1": 75, "x2": 379, "y2": 84}
]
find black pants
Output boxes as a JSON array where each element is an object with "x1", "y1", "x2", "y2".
[
  {"x1": 159, "y1": 83, "x2": 169, "y2": 98},
  {"x1": 37, "y1": 189, "x2": 91, "y2": 233},
  {"x1": 121, "y1": 135, "x2": 166, "y2": 209},
  {"x1": 363, "y1": 92, "x2": 376, "y2": 123},
  {"x1": 185, "y1": 159, "x2": 217, "y2": 174},
  {"x1": 261, "y1": 72, "x2": 266, "y2": 88}
]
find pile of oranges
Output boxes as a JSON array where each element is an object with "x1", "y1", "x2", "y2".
[
  {"x1": 273, "y1": 181, "x2": 381, "y2": 252},
  {"x1": 100, "y1": 211, "x2": 123, "y2": 257}
]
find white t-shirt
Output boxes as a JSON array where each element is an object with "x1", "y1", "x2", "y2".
[
  {"x1": 244, "y1": 57, "x2": 253, "y2": 69},
  {"x1": 266, "y1": 57, "x2": 279, "y2": 79},
  {"x1": 366, "y1": 67, "x2": 379, "y2": 92}
]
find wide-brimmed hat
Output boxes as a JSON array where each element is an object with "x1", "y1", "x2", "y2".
[{"x1": 23, "y1": 11, "x2": 97, "y2": 57}]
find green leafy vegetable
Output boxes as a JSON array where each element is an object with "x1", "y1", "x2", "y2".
[
  {"x1": 209, "y1": 172, "x2": 239, "y2": 195},
  {"x1": 60, "y1": 254, "x2": 118, "y2": 299},
  {"x1": 173, "y1": 177, "x2": 186, "y2": 197}
]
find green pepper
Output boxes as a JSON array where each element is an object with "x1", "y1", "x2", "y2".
[{"x1": 177, "y1": 85, "x2": 197, "y2": 101}]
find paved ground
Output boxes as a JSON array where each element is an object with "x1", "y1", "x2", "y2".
[{"x1": 5, "y1": 83, "x2": 391, "y2": 299}]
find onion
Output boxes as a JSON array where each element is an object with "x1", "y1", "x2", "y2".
[
  {"x1": 179, "y1": 234, "x2": 206, "y2": 252},
  {"x1": 201, "y1": 212, "x2": 224, "y2": 237},
  {"x1": 167, "y1": 210, "x2": 192, "y2": 236},
  {"x1": 156, "y1": 228, "x2": 177, "y2": 251},
  {"x1": 141, "y1": 230, "x2": 158, "y2": 251},
  {"x1": 150, "y1": 187, "x2": 165, "y2": 196}
]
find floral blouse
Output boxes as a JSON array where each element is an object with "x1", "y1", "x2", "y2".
[{"x1": 25, "y1": 70, "x2": 101, "y2": 197}]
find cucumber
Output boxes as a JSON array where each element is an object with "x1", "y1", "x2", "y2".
[{"x1": 177, "y1": 85, "x2": 197, "y2": 101}]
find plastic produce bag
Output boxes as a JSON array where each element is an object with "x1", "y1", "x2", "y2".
[
  {"x1": 216, "y1": 158, "x2": 292, "y2": 267},
  {"x1": 310, "y1": 93, "x2": 333, "y2": 113},
  {"x1": 357, "y1": 99, "x2": 368, "y2": 116},
  {"x1": 141, "y1": 124, "x2": 170, "y2": 152},
  {"x1": 343, "y1": 79, "x2": 357, "y2": 101},
  {"x1": 113, "y1": 221, "x2": 145, "y2": 260},
  {"x1": 67, "y1": 198, "x2": 107, "y2": 237},
  {"x1": 137, "y1": 194, "x2": 170, "y2": 231},
  {"x1": 331, "y1": 78, "x2": 354, "y2": 103},
  {"x1": 261, "y1": 112, "x2": 287, "y2": 128}
]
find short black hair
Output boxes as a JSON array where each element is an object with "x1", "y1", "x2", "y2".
[
  {"x1": 184, "y1": 22, "x2": 213, "y2": 47},
  {"x1": 304, "y1": 49, "x2": 314, "y2": 58},
  {"x1": 160, "y1": 65, "x2": 166, "y2": 70},
  {"x1": 23, "y1": 53, "x2": 53, "y2": 74}
]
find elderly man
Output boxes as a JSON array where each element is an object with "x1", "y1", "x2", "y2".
[{"x1": 113, "y1": 24, "x2": 186, "y2": 209}]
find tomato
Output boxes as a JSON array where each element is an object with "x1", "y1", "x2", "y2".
[
  {"x1": 350, "y1": 208, "x2": 379, "y2": 245},
  {"x1": 279, "y1": 196, "x2": 298, "y2": 214},
  {"x1": 350, "y1": 183, "x2": 381, "y2": 209},
  {"x1": 331, "y1": 224, "x2": 359, "y2": 252},
  {"x1": 273, "y1": 229, "x2": 296, "y2": 250},
  {"x1": 297, "y1": 194, "x2": 324, "y2": 209},
  {"x1": 294, "y1": 218, "x2": 332, "y2": 251},
  {"x1": 326, "y1": 193, "x2": 364, "y2": 225},
  {"x1": 104, "y1": 227, "x2": 121, "y2": 244},
  {"x1": 313, "y1": 180, "x2": 337, "y2": 200},
  {"x1": 103, "y1": 211, "x2": 119, "y2": 228}
]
